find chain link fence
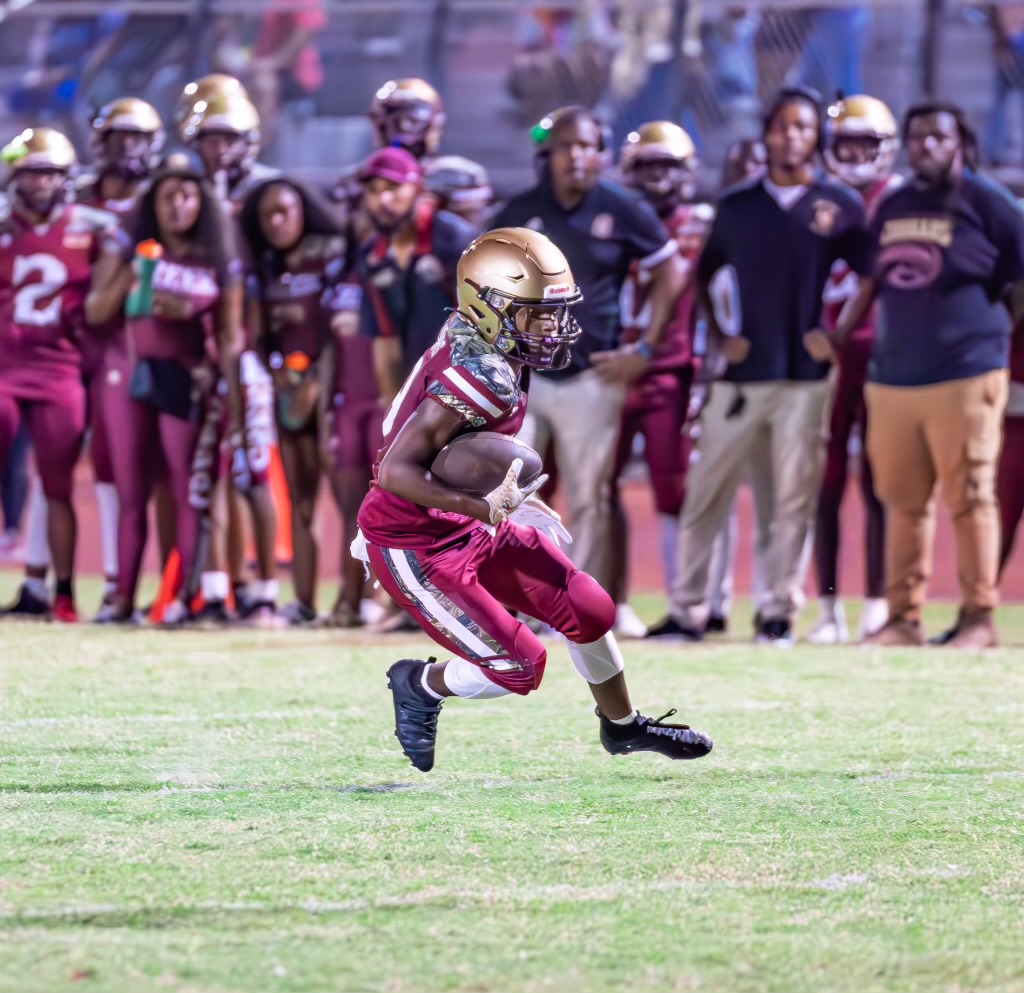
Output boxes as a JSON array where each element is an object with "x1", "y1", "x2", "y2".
[{"x1": 0, "y1": 1, "x2": 1021, "y2": 190}]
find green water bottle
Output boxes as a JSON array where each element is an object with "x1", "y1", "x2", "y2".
[{"x1": 125, "y1": 240, "x2": 164, "y2": 318}]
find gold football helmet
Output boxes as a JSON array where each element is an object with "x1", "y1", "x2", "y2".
[
  {"x1": 2, "y1": 127, "x2": 77, "y2": 172},
  {"x1": 457, "y1": 227, "x2": 583, "y2": 370},
  {"x1": 176, "y1": 74, "x2": 254, "y2": 141},
  {"x1": 620, "y1": 120, "x2": 698, "y2": 207},
  {"x1": 91, "y1": 98, "x2": 165, "y2": 178},
  {"x1": 825, "y1": 95, "x2": 899, "y2": 187},
  {"x1": 369, "y1": 77, "x2": 445, "y2": 159}
]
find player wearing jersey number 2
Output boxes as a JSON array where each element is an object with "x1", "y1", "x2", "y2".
[{"x1": 356, "y1": 227, "x2": 713, "y2": 771}]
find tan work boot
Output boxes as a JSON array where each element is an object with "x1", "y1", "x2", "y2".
[
  {"x1": 948, "y1": 610, "x2": 998, "y2": 650},
  {"x1": 861, "y1": 616, "x2": 925, "y2": 647}
]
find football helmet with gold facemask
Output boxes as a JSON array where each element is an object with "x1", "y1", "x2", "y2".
[
  {"x1": 91, "y1": 97, "x2": 165, "y2": 182},
  {"x1": 824, "y1": 95, "x2": 899, "y2": 188},
  {"x1": 620, "y1": 120, "x2": 698, "y2": 212},
  {"x1": 369, "y1": 77, "x2": 445, "y2": 161},
  {"x1": 457, "y1": 227, "x2": 583, "y2": 371},
  {"x1": 2, "y1": 127, "x2": 77, "y2": 218}
]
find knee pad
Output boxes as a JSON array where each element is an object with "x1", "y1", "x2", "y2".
[
  {"x1": 563, "y1": 570, "x2": 616, "y2": 645},
  {"x1": 566, "y1": 631, "x2": 625, "y2": 685}
]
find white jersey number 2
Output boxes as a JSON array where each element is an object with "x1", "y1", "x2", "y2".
[{"x1": 13, "y1": 253, "x2": 69, "y2": 327}]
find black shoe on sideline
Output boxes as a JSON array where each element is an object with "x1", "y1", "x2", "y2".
[
  {"x1": 644, "y1": 616, "x2": 704, "y2": 642},
  {"x1": 0, "y1": 583, "x2": 50, "y2": 619},
  {"x1": 704, "y1": 613, "x2": 728, "y2": 634}
]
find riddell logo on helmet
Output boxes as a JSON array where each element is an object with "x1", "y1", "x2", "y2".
[{"x1": 544, "y1": 283, "x2": 572, "y2": 299}]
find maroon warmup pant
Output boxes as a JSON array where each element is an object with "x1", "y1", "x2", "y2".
[
  {"x1": 104, "y1": 355, "x2": 202, "y2": 606},
  {"x1": 815, "y1": 337, "x2": 885, "y2": 599},
  {"x1": 998, "y1": 415, "x2": 1024, "y2": 575}
]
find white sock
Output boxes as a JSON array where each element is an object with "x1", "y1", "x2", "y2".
[
  {"x1": 201, "y1": 571, "x2": 230, "y2": 602},
  {"x1": 609, "y1": 709, "x2": 639, "y2": 725},
  {"x1": 419, "y1": 664, "x2": 445, "y2": 700},
  {"x1": 566, "y1": 632, "x2": 625, "y2": 684},
  {"x1": 249, "y1": 579, "x2": 280, "y2": 603},
  {"x1": 442, "y1": 657, "x2": 513, "y2": 700},
  {"x1": 25, "y1": 480, "x2": 50, "y2": 570},
  {"x1": 95, "y1": 482, "x2": 119, "y2": 579},
  {"x1": 819, "y1": 595, "x2": 837, "y2": 620},
  {"x1": 659, "y1": 513, "x2": 678, "y2": 593}
]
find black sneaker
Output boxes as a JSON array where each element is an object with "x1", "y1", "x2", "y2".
[
  {"x1": 386, "y1": 658, "x2": 444, "y2": 772},
  {"x1": 756, "y1": 616, "x2": 794, "y2": 646},
  {"x1": 190, "y1": 599, "x2": 234, "y2": 629},
  {"x1": 704, "y1": 613, "x2": 728, "y2": 634},
  {"x1": 644, "y1": 616, "x2": 704, "y2": 641},
  {"x1": 0, "y1": 583, "x2": 50, "y2": 619},
  {"x1": 598, "y1": 708, "x2": 713, "y2": 760}
]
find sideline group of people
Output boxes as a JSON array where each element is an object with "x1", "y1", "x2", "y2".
[{"x1": 1, "y1": 72, "x2": 1023, "y2": 649}]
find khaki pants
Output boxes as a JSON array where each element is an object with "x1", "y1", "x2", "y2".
[
  {"x1": 671, "y1": 379, "x2": 833, "y2": 625},
  {"x1": 865, "y1": 370, "x2": 1007, "y2": 622},
  {"x1": 519, "y1": 370, "x2": 625, "y2": 592}
]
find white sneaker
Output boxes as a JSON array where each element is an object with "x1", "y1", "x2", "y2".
[
  {"x1": 806, "y1": 602, "x2": 849, "y2": 645},
  {"x1": 859, "y1": 598, "x2": 889, "y2": 639},
  {"x1": 614, "y1": 603, "x2": 648, "y2": 639},
  {"x1": 359, "y1": 598, "x2": 388, "y2": 625}
]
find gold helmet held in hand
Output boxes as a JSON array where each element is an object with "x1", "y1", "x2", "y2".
[
  {"x1": 825, "y1": 94, "x2": 899, "y2": 187},
  {"x1": 457, "y1": 227, "x2": 583, "y2": 371}
]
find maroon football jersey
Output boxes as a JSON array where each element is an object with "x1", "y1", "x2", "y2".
[
  {"x1": 0, "y1": 203, "x2": 120, "y2": 387},
  {"x1": 128, "y1": 254, "x2": 221, "y2": 369},
  {"x1": 620, "y1": 201, "x2": 713, "y2": 371},
  {"x1": 358, "y1": 313, "x2": 527, "y2": 550},
  {"x1": 254, "y1": 233, "x2": 347, "y2": 361},
  {"x1": 821, "y1": 175, "x2": 901, "y2": 343},
  {"x1": 75, "y1": 177, "x2": 141, "y2": 369}
]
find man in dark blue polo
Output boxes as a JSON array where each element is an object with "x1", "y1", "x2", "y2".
[
  {"x1": 649, "y1": 87, "x2": 870, "y2": 644},
  {"x1": 492, "y1": 106, "x2": 685, "y2": 593}
]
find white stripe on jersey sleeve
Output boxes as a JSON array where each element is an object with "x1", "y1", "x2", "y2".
[
  {"x1": 638, "y1": 239, "x2": 678, "y2": 271},
  {"x1": 441, "y1": 367, "x2": 503, "y2": 419}
]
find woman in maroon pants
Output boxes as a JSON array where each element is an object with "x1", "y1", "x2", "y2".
[
  {"x1": 239, "y1": 177, "x2": 353, "y2": 623},
  {"x1": 89, "y1": 151, "x2": 244, "y2": 623}
]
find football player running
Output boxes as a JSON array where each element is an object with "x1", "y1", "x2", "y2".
[
  {"x1": 356, "y1": 227, "x2": 713, "y2": 772},
  {"x1": 805, "y1": 95, "x2": 902, "y2": 644}
]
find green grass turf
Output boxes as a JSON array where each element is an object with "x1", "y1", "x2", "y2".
[{"x1": 1, "y1": 574, "x2": 1023, "y2": 993}]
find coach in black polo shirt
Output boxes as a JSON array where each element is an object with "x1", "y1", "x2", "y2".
[
  {"x1": 492, "y1": 106, "x2": 684, "y2": 592},
  {"x1": 650, "y1": 87, "x2": 869, "y2": 644}
]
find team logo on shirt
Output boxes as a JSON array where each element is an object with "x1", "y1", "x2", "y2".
[
  {"x1": 876, "y1": 216, "x2": 951, "y2": 290},
  {"x1": 809, "y1": 199, "x2": 841, "y2": 236},
  {"x1": 590, "y1": 212, "x2": 615, "y2": 239}
]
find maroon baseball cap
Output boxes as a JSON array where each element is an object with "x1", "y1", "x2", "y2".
[{"x1": 359, "y1": 147, "x2": 423, "y2": 185}]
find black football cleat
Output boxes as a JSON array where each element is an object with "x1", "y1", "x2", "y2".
[
  {"x1": 386, "y1": 659, "x2": 444, "y2": 772},
  {"x1": 0, "y1": 583, "x2": 51, "y2": 619},
  {"x1": 598, "y1": 708, "x2": 713, "y2": 761},
  {"x1": 644, "y1": 616, "x2": 704, "y2": 642}
]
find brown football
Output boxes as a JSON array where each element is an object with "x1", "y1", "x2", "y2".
[{"x1": 430, "y1": 432, "x2": 543, "y2": 496}]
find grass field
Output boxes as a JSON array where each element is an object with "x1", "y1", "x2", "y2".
[{"x1": 2, "y1": 578, "x2": 1023, "y2": 993}]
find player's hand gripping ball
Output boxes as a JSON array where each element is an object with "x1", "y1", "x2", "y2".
[{"x1": 430, "y1": 432, "x2": 546, "y2": 524}]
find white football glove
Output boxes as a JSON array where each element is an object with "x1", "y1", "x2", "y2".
[
  {"x1": 509, "y1": 495, "x2": 572, "y2": 547},
  {"x1": 483, "y1": 458, "x2": 548, "y2": 526}
]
